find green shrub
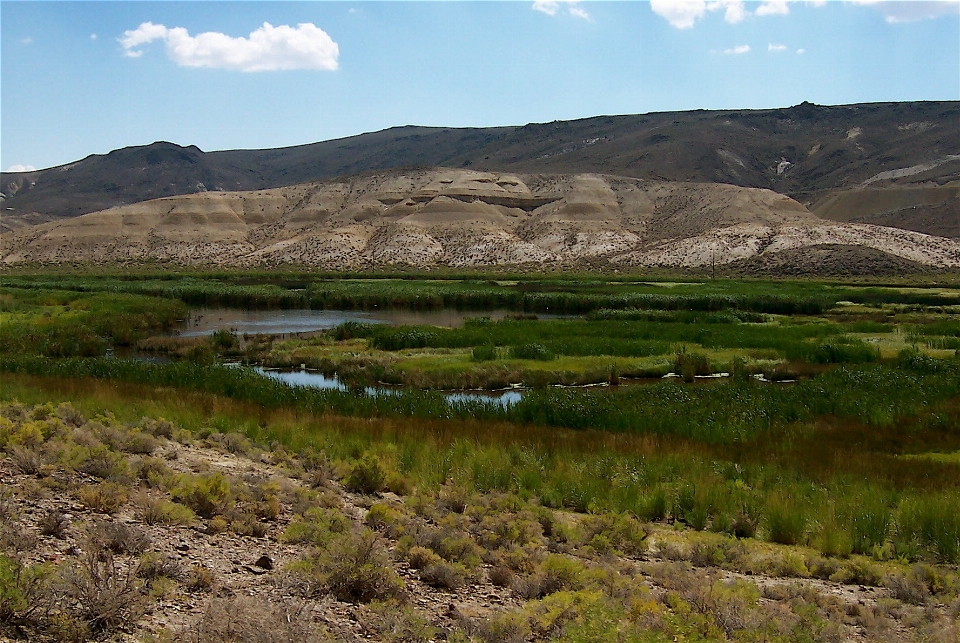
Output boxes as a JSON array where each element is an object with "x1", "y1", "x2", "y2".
[
  {"x1": 509, "y1": 343, "x2": 555, "y2": 361},
  {"x1": 0, "y1": 554, "x2": 50, "y2": 624},
  {"x1": 472, "y1": 344, "x2": 498, "y2": 362},
  {"x1": 282, "y1": 507, "x2": 350, "y2": 544},
  {"x1": 77, "y1": 482, "x2": 129, "y2": 515},
  {"x1": 315, "y1": 529, "x2": 404, "y2": 603},
  {"x1": 420, "y1": 562, "x2": 468, "y2": 590},
  {"x1": 135, "y1": 496, "x2": 195, "y2": 526},
  {"x1": 764, "y1": 495, "x2": 807, "y2": 546},
  {"x1": 172, "y1": 473, "x2": 232, "y2": 518},
  {"x1": 345, "y1": 454, "x2": 387, "y2": 495}
]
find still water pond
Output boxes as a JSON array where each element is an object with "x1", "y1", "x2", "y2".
[
  {"x1": 178, "y1": 308, "x2": 568, "y2": 337},
  {"x1": 253, "y1": 367, "x2": 523, "y2": 407}
]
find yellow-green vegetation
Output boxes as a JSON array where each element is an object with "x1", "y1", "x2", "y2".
[
  {"x1": 3, "y1": 272, "x2": 960, "y2": 641},
  {"x1": 2, "y1": 397, "x2": 959, "y2": 642}
]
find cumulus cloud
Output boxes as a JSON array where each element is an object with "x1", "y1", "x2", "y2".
[
  {"x1": 724, "y1": 44, "x2": 751, "y2": 54},
  {"x1": 710, "y1": 0, "x2": 749, "y2": 23},
  {"x1": 652, "y1": 0, "x2": 831, "y2": 28},
  {"x1": 20, "y1": 36, "x2": 32, "y2": 45},
  {"x1": 847, "y1": 0, "x2": 960, "y2": 23},
  {"x1": 649, "y1": 0, "x2": 708, "y2": 28},
  {"x1": 532, "y1": 1, "x2": 590, "y2": 19},
  {"x1": 756, "y1": 0, "x2": 791, "y2": 15},
  {"x1": 768, "y1": 42, "x2": 788, "y2": 51},
  {"x1": 6, "y1": 164, "x2": 36, "y2": 172},
  {"x1": 90, "y1": 33, "x2": 98, "y2": 40},
  {"x1": 797, "y1": 48, "x2": 807, "y2": 53},
  {"x1": 119, "y1": 21, "x2": 339, "y2": 72}
]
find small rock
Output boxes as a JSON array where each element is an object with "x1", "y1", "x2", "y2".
[
  {"x1": 254, "y1": 554, "x2": 274, "y2": 570},
  {"x1": 175, "y1": 543, "x2": 190, "y2": 552}
]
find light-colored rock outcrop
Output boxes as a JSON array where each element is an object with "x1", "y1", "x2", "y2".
[{"x1": 3, "y1": 169, "x2": 958, "y2": 269}]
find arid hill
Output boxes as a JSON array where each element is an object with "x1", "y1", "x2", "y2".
[
  {"x1": 2, "y1": 101, "x2": 957, "y2": 239},
  {"x1": 3, "y1": 169, "x2": 957, "y2": 272}
]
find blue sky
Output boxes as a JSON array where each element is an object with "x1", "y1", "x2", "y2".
[{"x1": 2, "y1": 1, "x2": 958, "y2": 171}]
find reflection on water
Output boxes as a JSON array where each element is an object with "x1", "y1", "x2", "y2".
[
  {"x1": 178, "y1": 308, "x2": 572, "y2": 337},
  {"x1": 253, "y1": 367, "x2": 523, "y2": 407}
]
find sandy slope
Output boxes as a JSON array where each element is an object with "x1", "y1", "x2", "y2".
[{"x1": 3, "y1": 169, "x2": 958, "y2": 269}]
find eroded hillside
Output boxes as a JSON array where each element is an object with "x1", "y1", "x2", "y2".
[{"x1": 3, "y1": 169, "x2": 958, "y2": 271}]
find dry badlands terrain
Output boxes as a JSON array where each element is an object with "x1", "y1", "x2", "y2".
[{"x1": 2, "y1": 169, "x2": 958, "y2": 272}]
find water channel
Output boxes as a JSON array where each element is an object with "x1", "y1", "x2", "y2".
[{"x1": 178, "y1": 307, "x2": 566, "y2": 337}]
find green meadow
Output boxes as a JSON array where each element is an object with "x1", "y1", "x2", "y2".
[{"x1": 2, "y1": 272, "x2": 960, "y2": 566}]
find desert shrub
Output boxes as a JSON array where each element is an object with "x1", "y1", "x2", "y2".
[
  {"x1": 437, "y1": 484, "x2": 471, "y2": 514},
  {"x1": 57, "y1": 542, "x2": 143, "y2": 633},
  {"x1": 365, "y1": 503, "x2": 407, "y2": 537},
  {"x1": 136, "y1": 552, "x2": 184, "y2": 582},
  {"x1": 9, "y1": 445, "x2": 42, "y2": 475},
  {"x1": 209, "y1": 431, "x2": 250, "y2": 455},
  {"x1": 420, "y1": 562, "x2": 468, "y2": 590},
  {"x1": 436, "y1": 534, "x2": 484, "y2": 569},
  {"x1": 78, "y1": 482, "x2": 129, "y2": 514},
  {"x1": 89, "y1": 521, "x2": 151, "y2": 555},
  {"x1": 580, "y1": 513, "x2": 648, "y2": 556},
  {"x1": 0, "y1": 554, "x2": 50, "y2": 625},
  {"x1": 140, "y1": 417, "x2": 174, "y2": 439},
  {"x1": 76, "y1": 446, "x2": 130, "y2": 482},
  {"x1": 186, "y1": 564, "x2": 216, "y2": 592},
  {"x1": 477, "y1": 513, "x2": 543, "y2": 550},
  {"x1": 175, "y1": 596, "x2": 330, "y2": 643},
  {"x1": 729, "y1": 506, "x2": 760, "y2": 540},
  {"x1": 135, "y1": 495, "x2": 196, "y2": 526},
  {"x1": 689, "y1": 538, "x2": 746, "y2": 569},
  {"x1": 345, "y1": 454, "x2": 386, "y2": 495},
  {"x1": 406, "y1": 546, "x2": 443, "y2": 570},
  {"x1": 514, "y1": 554, "x2": 584, "y2": 599},
  {"x1": 884, "y1": 568, "x2": 932, "y2": 605},
  {"x1": 313, "y1": 529, "x2": 404, "y2": 603},
  {"x1": 385, "y1": 472, "x2": 413, "y2": 496},
  {"x1": 228, "y1": 510, "x2": 270, "y2": 538},
  {"x1": 173, "y1": 473, "x2": 232, "y2": 518},
  {"x1": 38, "y1": 509, "x2": 71, "y2": 539},
  {"x1": 489, "y1": 565, "x2": 515, "y2": 588},
  {"x1": 367, "y1": 599, "x2": 436, "y2": 643},
  {"x1": 282, "y1": 507, "x2": 350, "y2": 544}
]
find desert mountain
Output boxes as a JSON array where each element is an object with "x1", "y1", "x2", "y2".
[
  {"x1": 2, "y1": 101, "x2": 957, "y2": 239},
  {"x1": 3, "y1": 169, "x2": 957, "y2": 271}
]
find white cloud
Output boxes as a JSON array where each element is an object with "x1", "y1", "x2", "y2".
[
  {"x1": 756, "y1": 0, "x2": 790, "y2": 16},
  {"x1": 6, "y1": 164, "x2": 36, "y2": 172},
  {"x1": 724, "y1": 44, "x2": 751, "y2": 54},
  {"x1": 797, "y1": 48, "x2": 807, "y2": 54},
  {"x1": 768, "y1": 42, "x2": 788, "y2": 51},
  {"x1": 119, "y1": 21, "x2": 339, "y2": 72},
  {"x1": 708, "y1": 0, "x2": 748, "y2": 23},
  {"x1": 650, "y1": 0, "x2": 707, "y2": 28},
  {"x1": 90, "y1": 33, "x2": 98, "y2": 40},
  {"x1": 533, "y1": 1, "x2": 590, "y2": 19},
  {"x1": 847, "y1": 0, "x2": 960, "y2": 23},
  {"x1": 20, "y1": 37, "x2": 32, "y2": 45},
  {"x1": 651, "y1": 0, "x2": 806, "y2": 28}
]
